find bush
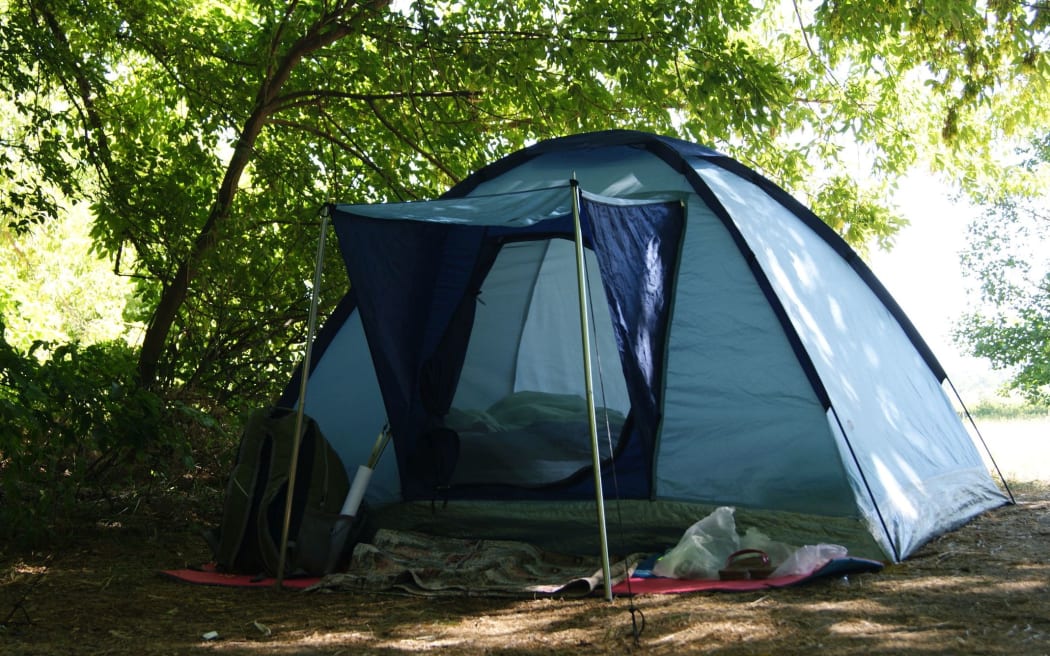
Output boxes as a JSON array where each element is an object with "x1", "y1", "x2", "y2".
[
  {"x1": 965, "y1": 398, "x2": 1050, "y2": 421},
  {"x1": 0, "y1": 317, "x2": 189, "y2": 545}
]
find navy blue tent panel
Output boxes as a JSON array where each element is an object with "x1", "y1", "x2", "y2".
[
  {"x1": 330, "y1": 192, "x2": 683, "y2": 502},
  {"x1": 585, "y1": 196, "x2": 684, "y2": 469}
]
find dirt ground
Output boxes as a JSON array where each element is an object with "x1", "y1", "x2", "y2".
[{"x1": 2, "y1": 478, "x2": 1049, "y2": 656}]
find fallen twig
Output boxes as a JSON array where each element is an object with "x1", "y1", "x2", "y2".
[{"x1": 2, "y1": 556, "x2": 52, "y2": 630}]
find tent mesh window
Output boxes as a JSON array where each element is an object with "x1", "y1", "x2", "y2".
[{"x1": 448, "y1": 237, "x2": 629, "y2": 487}]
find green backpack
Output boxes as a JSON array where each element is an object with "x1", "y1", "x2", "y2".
[{"x1": 206, "y1": 407, "x2": 356, "y2": 577}]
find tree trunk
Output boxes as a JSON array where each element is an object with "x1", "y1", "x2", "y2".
[
  {"x1": 136, "y1": 1, "x2": 385, "y2": 387},
  {"x1": 136, "y1": 127, "x2": 260, "y2": 386}
]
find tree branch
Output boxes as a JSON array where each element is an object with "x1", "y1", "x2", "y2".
[
  {"x1": 271, "y1": 88, "x2": 479, "y2": 112},
  {"x1": 137, "y1": 0, "x2": 392, "y2": 386},
  {"x1": 269, "y1": 117, "x2": 417, "y2": 200},
  {"x1": 792, "y1": 0, "x2": 842, "y2": 88},
  {"x1": 365, "y1": 98, "x2": 459, "y2": 181},
  {"x1": 37, "y1": 9, "x2": 112, "y2": 188}
]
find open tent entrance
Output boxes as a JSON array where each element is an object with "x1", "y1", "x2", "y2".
[
  {"x1": 334, "y1": 186, "x2": 684, "y2": 502},
  {"x1": 449, "y1": 238, "x2": 631, "y2": 488}
]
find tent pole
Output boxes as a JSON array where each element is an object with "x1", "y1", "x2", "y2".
[
  {"x1": 946, "y1": 378, "x2": 1015, "y2": 504},
  {"x1": 570, "y1": 178, "x2": 614, "y2": 602},
  {"x1": 276, "y1": 205, "x2": 331, "y2": 588}
]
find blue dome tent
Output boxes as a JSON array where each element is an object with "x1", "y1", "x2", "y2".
[{"x1": 280, "y1": 130, "x2": 1009, "y2": 575}]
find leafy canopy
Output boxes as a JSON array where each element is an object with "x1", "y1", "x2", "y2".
[
  {"x1": 957, "y1": 141, "x2": 1050, "y2": 404},
  {"x1": 2, "y1": 0, "x2": 1049, "y2": 410}
]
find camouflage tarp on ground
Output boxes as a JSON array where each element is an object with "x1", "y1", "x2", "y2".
[{"x1": 311, "y1": 528, "x2": 641, "y2": 598}]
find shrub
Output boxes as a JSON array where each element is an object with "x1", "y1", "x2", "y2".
[
  {"x1": 0, "y1": 317, "x2": 186, "y2": 545},
  {"x1": 965, "y1": 398, "x2": 1050, "y2": 421}
]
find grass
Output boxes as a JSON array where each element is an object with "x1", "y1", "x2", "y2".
[
  {"x1": 972, "y1": 416, "x2": 1050, "y2": 483},
  {"x1": 964, "y1": 399, "x2": 1050, "y2": 421}
]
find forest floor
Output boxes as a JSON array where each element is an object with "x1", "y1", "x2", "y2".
[{"x1": 2, "y1": 474, "x2": 1049, "y2": 654}]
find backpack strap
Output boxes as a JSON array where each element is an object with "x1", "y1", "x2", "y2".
[
  {"x1": 208, "y1": 407, "x2": 352, "y2": 578},
  {"x1": 256, "y1": 411, "x2": 352, "y2": 577},
  {"x1": 288, "y1": 415, "x2": 354, "y2": 574},
  {"x1": 256, "y1": 409, "x2": 309, "y2": 577},
  {"x1": 212, "y1": 409, "x2": 273, "y2": 572}
]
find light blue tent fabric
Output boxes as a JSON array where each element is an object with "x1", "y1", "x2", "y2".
[{"x1": 282, "y1": 130, "x2": 1008, "y2": 562}]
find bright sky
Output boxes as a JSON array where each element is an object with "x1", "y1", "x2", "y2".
[{"x1": 867, "y1": 174, "x2": 1007, "y2": 402}]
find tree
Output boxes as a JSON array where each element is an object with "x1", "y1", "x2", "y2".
[
  {"x1": 3, "y1": 0, "x2": 1049, "y2": 415},
  {"x1": 0, "y1": 202, "x2": 137, "y2": 350},
  {"x1": 957, "y1": 137, "x2": 1050, "y2": 404}
]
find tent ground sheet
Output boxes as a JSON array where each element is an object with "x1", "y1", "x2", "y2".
[
  {"x1": 612, "y1": 554, "x2": 883, "y2": 595},
  {"x1": 160, "y1": 565, "x2": 315, "y2": 590},
  {"x1": 162, "y1": 530, "x2": 883, "y2": 597},
  {"x1": 161, "y1": 529, "x2": 637, "y2": 597}
]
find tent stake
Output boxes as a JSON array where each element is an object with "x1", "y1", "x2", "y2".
[
  {"x1": 570, "y1": 178, "x2": 614, "y2": 601},
  {"x1": 276, "y1": 206, "x2": 330, "y2": 587}
]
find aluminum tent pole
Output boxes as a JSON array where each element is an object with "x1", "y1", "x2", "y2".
[
  {"x1": 276, "y1": 206, "x2": 330, "y2": 588},
  {"x1": 570, "y1": 178, "x2": 614, "y2": 601}
]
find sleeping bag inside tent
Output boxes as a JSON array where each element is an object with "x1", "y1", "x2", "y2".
[{"x1": 281, "y1": 130, "x2": 1008, "y2": 563}]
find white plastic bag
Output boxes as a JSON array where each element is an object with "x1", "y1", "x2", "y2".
[
  {"x1": 739, "y1": 526, "x2": 796, "y2": 567},
  {"x1": 770, "y1": 543, "x2": 848, "y2": 577},
  {"x1": 651, "y1": 506, "x2": 740, "y2": 579}
]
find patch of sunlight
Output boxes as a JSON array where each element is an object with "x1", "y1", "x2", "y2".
[
  {"x1": 880, "y1": 575, "x2": 989, "y2": 592},
  {"x1": 826, "y1": 618, "x2": 969, "y2": 652},
  {"x1": 826, "y1": 618, "x2": 912, "y2": 636},
  {"x1": 988, "y1": 578, "x2": 1050, "y2": 594},
  {"x1": 597, "y1": 172, "x2": 645, "y2": 197},
  {"x1": 872, "y1": 455, "x2": 920, "y2": 520},
  {"x1": 380, "y1": 636, "x2": 474, "y2": 650},
  {"x1": 828, "y1": 295, "x2": 847, "y2": 332},
  {"x1": 794, "y1": 599, "x2": 872, "y2": 614},
  {"x1": 210, "y1": 631, "x2": 376, "y2": 653},
  {"x1": 651, "y1": 619, "x2": 777, "y2": 646},
  {"x1": 763, "y1": 248, "x2": 835, "y2": 362}
]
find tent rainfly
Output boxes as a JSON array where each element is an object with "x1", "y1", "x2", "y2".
[{"x1": 280, "y1": 130, "x2": 1009, "y2": 569}]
